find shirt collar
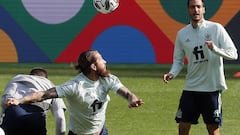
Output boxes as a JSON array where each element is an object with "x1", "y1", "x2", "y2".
[{"x1": 191, "y1": 18, "x2": 206, "y2": 29}]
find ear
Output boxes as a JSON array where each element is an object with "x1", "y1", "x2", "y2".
[{"x1": 90, "y1": 63, "x2": 97, "y2": 71}]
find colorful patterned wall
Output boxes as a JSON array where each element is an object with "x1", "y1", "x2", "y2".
[{"x1": 0, "y1": 0, "x2": 239, "y2": 63}]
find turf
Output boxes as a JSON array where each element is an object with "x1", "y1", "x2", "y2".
[{"x1": 0, "y1": 63, "x2": 240, "y2": 135}]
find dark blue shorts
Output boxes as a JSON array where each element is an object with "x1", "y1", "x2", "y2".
[
  {"x1": 1, "y1": 104, "x2": 46, "y2": 135},
  {"x1": 175, "y1": 90, "x2": 222, "y2": 126}
]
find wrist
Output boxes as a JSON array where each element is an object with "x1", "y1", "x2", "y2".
[{"x1": 18, "y1": 98, "x2": 25, "y2": 104}]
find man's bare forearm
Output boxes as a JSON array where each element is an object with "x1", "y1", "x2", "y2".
[
  {"x1": 117, "y1": 87, "x2": 143, "y2": 108},
  {"x1": 18, "y1": 91, "x2": 45, "y2": 104},
  {"x1": 19, "y1": 87, "x2": 58, "y2": 104},
  {"x1": 117, "y1": 87, "x2": 135, "y2": 101}
]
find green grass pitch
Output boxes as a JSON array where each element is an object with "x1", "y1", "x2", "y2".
[{"x1": 0, "y1": 63, "x2": 240, "y2": 135}]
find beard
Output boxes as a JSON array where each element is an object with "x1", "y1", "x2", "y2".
[
  {"x1": 190, "y1": 13, "x2": 204, "y2": 23},
  {"x1": 98, "y1": 69, "x2": 110, "y2": 77}
]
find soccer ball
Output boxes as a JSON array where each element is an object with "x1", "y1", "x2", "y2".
[{"x1": 93, "y1": 0, "x2": 119, "y2": 14}]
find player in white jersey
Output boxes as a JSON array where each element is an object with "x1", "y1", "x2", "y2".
[
  {"x1": 5, "y1": 50, "x2": 144, "y2": 135},
  {"x1": 163, "y1": 0, "x2": 238, "y2": 135},
  {"x1": 0, "y1": 67, "x2": 66, "y2": 135}
]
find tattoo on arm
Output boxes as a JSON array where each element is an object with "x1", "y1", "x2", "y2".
[
  {"x1": 42, "y1": 88, "x2": 58, "y2": 100},
  {"x1": 18, "y1": 88, "x2": 58, "y2": 104},
  {"x1": 117, "y1": 87, "x2": 131, "y2": 100}
]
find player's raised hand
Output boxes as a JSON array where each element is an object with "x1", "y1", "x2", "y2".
[
  {"x1": 128, "y1": 99, "x2": 144, "y2": 108},
  {"x1": 163, "y1": 73, "x2": 174, "y2": 83},
  {"x1": 205, "y1": 41, "x2": 215, "y2": 50}
]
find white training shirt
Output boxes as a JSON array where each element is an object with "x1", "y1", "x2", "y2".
[
  {"x1": 55, "y1": 73, "x2": 124, "y2": 135},
  {"x1": 169, "y1": 19, "x2": 238, "y2": 92},
  {"x1": 1, "y1": 75, "x2": 67, "y2": 135}
]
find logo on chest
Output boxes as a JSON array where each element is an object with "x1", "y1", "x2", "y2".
[{"x1": 193, "y1": 45, "x2": 204, "y2": 60}]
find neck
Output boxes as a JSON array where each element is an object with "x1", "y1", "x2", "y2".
[
  {"x1": 191, "y1": 19, "x2": 204, "y2": 29},
  {"x1": 86, "y1": 72, "x2": 99, "y2": 81}
]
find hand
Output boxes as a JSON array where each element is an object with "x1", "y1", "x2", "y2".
[
  {"x1": 128, "y1": 99, "x2": 144, "y2": 108},
  {"x1": 205, "y1": 41, "x2": 215, "y2": 50},
  {"x1": 5, "y1": 98, "x2": 20, "y2": 107},
  {"x1": 163, "y1": 73, "x2": 174, "y2": 83}
]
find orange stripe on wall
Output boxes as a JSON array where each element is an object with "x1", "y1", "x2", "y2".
[
  {"x1": 210, "y1": 0, "x2": 240, "y2": 25},
  {"x1": 135, "y1": 0, "x2": 185, "y2": 43},
  {"x1": 0, "y1": 29, "x2": 18, "y2": 62},
  {"x1": 136, "y1": 0, "x2": 239, "y2": 43}
]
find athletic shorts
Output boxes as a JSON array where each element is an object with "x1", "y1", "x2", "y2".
[
  {"x1": 68, "y1": 125, "x2": 108, "y2": 135},
  {"x1": 175, "y1": 90, "x2": 222, "y2": 126},
  {"x1": 1, "y1": 104, "x2": 47, "y2": 135}
]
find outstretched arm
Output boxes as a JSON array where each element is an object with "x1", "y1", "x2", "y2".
[
  {"x1": 6, "y1": 87, "x2": 58, "y2": 107},
  {"x1": 117, "y1": 87, "x2": 144, "y2": 108}
]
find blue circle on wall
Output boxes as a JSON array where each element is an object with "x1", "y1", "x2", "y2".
[{"x1": 91, "y1": 25, "x2": 156, "y2": 64}]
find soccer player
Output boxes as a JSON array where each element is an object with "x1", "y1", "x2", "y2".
[
  {"x1": 1, "y1": 67, "x2": 66, "y2": 135},
  {"x1": 162, "y1": 0, "x2": 238, "y2": 135},
  {"x1": 6, "y1": 50, "x2": 144, "y2": 135}
]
